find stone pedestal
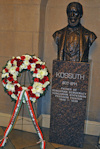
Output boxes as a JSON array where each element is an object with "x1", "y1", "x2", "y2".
[{"x1": 49, "y1": 60, "x2": 90, "y2": 148}]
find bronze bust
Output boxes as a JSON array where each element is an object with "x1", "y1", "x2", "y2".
[{"x1": 53, "y1": 2, "x2": 97, "y2": 62}]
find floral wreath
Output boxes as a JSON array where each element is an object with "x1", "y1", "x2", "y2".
[{"x1": 1, "y1": 54, "x2": 50, "y2": 103}]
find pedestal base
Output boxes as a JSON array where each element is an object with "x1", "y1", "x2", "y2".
[{"x1": 49, "y1": 60, "x2": 90, "y2": 148}]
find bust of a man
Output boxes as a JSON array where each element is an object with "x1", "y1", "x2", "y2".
[{"x1": 53, "y1": 2, "x2": 97, "y2": 62}]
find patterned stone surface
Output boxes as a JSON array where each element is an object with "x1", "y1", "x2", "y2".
[{"x1": 49, "y1": 60, "x2": 90, "y2": 148}]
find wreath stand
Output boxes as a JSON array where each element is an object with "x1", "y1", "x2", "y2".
[{"x1": 0, "y1": 70, "x2": 46, "y2": 149}]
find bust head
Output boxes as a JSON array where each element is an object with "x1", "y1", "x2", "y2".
[{"x1": 66, "y1": 2, "x2": 83, "y2": 27}]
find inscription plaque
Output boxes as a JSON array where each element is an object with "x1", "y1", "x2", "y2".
[{"x1": 49, "y1": 60, "x2": 90, "y2": 148}]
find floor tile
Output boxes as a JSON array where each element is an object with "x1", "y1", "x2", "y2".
[
  {"x1": 0, "y1": 127, "x2": 99, "y2": 149},
  {"x1": 24, "y1": 142, "x2": 55, "y2": 149},
  {"x1": 58, "y1": 145, "x2": 81, "y2": 149},
  {"x1": 9, "y1": 129, "x2": 39, "y2": 149},
  {"x1": 0, "y1": 135, "x2": 15, "y2": 149},
  {"x1": 51, "y1": 143, "x2": 64, "y2": 148},
  {"x1": 0, "y1": 127, "x2": 4, "y2": 136},
  {"x1": 83, "y1": 144, "x2": 98, "y2": 149},
  {"x1": 84, "y1": 134, "x2": 98, "y2": 145},
  {"x1": 21, "y1": 144, "x2": 40, "y2": 149}
]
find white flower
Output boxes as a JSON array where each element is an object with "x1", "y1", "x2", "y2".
[
  {"x1": 7, "y1": 80, "x2": 12, "y2": 84},
  {"x1": 20, "y1": 64, "x2": 27, "y2": 71},
  {"x1": 33, "y1": 56, "x2": 40, "y2": 60},
  {"x1": 37, "y1": 68, "x2": 48, "y2": 79},
  {"x1": 16, "y1": 56, "x2": 21, "y2": 59},
  {"x1": 6, "y1": 84, "x2": 15, "y2": 92},
  {"x1": 30, "y1": 97, "x2": 36, "y2": 103},
  {"x1": 1, "y1": 73, "x2": 9, "y2": 78},
  {"x1": 33, "y1": 73, "x2": 37, "y2": 78},
  {"x1": 30, "y1": 63, "x2": 36, "y2": 71},
  {"x1": 2, "y1": 69, "x2": 6, "y2": 74},
  {"x1": 11, "y1": 94, "x2": 17, "y2": 100},
  {"x1": 32, "y1": 82, "x2": 43, "y2": 94},
  {"x1": 43, "y1": 81, "x2": 50, "y2": 88},
  {"x1": 36, "y1": 61, "x2": 43, "y2": 65},
  {"x1": 35, "y1": 93, "x2": 40, "y2": 97},
  {"x1": 9, "y1": 66, "x2": 17, "y2": 74},
  {"x1": 16, "y1": 83, "x2": 20, "y2": 87},
  {"x1": 22, "y1": 87, "x2": 27, "y2": 90},
  {"x1": 13, "y1": 74, "x2": 17, "y2": 80},
  {"x1": 24, "y1": 55, "x2": 31, "y2": 60},
  {"x1": 12, "y1": 56, "x2": 15, "y2": 59},
  {"x1": 13, "y1": 60, "x2": 17, "y2": 66},
  {"x1": 6, "y1": 61, "x2": 12, "y2": 69},
  {"x1": 31, "y1": 88, "x2": 36, "y2": 93},
  {"x1": 36, "y1": 73, "x2": 42, "y2": 79},
  {"x1": 2, "y1": 82, "x2": 6, "y2": 87},
  {"x1": 23, "y1": 60, "x2": 30, "y2": 66}
]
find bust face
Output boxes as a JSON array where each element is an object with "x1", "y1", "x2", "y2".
[{"x1": 67, "y1": 6, "x2": 81, "y2": 27}]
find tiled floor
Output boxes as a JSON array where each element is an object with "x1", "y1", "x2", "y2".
[{"x1": 0, "y1": 126, "x2": 100, "y2": 149}]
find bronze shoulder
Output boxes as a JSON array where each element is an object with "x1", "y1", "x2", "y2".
[
  {"x1": 52, "y1": 27, "x2": 67, "y2": 45},
  {"x1": 81, "y1": 26, "x2": 97, "y2": 46}
]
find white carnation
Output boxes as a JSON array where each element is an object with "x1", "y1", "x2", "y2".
[
  {"x1": 12, "y1": 56, "x2": 15, "y2": 59},
  {"x1": 9, "y1": 66, "x2": 17, "y2": 74},
  {"x1": 1, "y1": 73, "x2": 9, "y2": 78},
  {"x1": 2, "y1": 69, "x2": 6, "y2": 74},
  {"x1": 16, "y1": 83, "x2": 20, "y2": 87},
  {"x1": 6, "y1": 61, "x2": 12, "y2": 69},
  {"x1": 33, "y1": 73, "x2": 37, "y2": 78},
  {"x1": 37, "y1": 68, "x2": 48, "y2": 79},
  {"x1": 7, "y1": 80, "x2": 12, "y2": 84},
  {"x1": 13, "y1": 74, "x2": 17, "y2": 80},
  {"x1": 23, "y1": 60, "x2": 30, "y2": 66},
  {"x1": 6, "y1": 84, "x2": 15, "y2": 92},
  {"x1": 22, "y1": 87, "x2": 27, "y2": 90},
  {"x1": 13, "y1": 60, "x2": 17, "y2": 66},
  {"x1": 30, "y1": 97, "x2": 36, "y2": 103},
  {"x1": 36, "y1": 61, "x2": 43, "y2": 65},
  {"x1": 11, "y1": 94, "x2": 17, "y2": 100},
  {"x1": 36, "y1": 73, "x2": 42, "y2": 79},
  {"x1": 2, "y1": 82, "x2": 6, "y2": 87},
  {"x1": 30, "y1": 63, "x2": 36, "y2": 71},
  {"x1": 32, "y1": 82, "x2": 43, "y2": 94},
  {"x1": 43, "y1": 81, "x2": 50, "y2": 88},
  {"x1": 33, "y1": 56, "x2": 40, "y2": 60},
  {"x1": 31, "y1": 88, "x2": 36, "y2": 93},
  {"x1": 16, "y1": 56, "x2": 21, "y2": 59},
  {"x1": 20, "y1": 64, "x2": 27, "y2": 71},
  {"x1": 35, "y1": 92, "x2": 40, "y2": 97},
  {"x1": 24, "y1": 55, "x2": 31, "y2": 60}
]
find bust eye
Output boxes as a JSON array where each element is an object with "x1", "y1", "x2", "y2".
[
  {"x1": 69, "y1": 11, "x2": 77, "y2": 15},
  {"x1": 74, "y1": 12, "x2": 78, "y2": 15}
]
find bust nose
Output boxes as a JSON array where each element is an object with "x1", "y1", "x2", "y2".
[{"x1": 71, "y1": 11, "x2": 74, "y2": 17}]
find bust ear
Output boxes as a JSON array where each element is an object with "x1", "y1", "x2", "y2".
[
  {"x1": 80, "y1": 14, "x2": 83, "y2": 18},
  {"x1": 79, "y1": 8, "x2": 83, "y2": 18}
]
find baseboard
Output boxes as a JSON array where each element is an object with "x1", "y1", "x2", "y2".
[
  {"x1": 0, "y1": 112, "x2": 37, "y2": 133},
  {"x1": 84, "y1": 120, "x2": 100, "y2": 136},
  {"x1": 38, "y1": 114, "x2": 100, "y2": 136},
  {"x1": 0, "y1": 112, "x2": 100, "y2": 136}
]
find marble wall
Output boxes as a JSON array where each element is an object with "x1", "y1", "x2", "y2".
[{"x1": 0, "y1": 0, "x2": 48, "y2": 116}]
